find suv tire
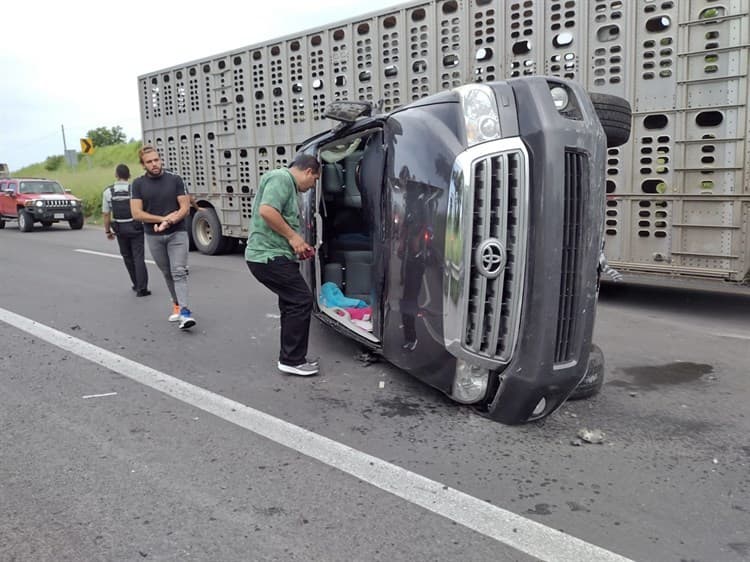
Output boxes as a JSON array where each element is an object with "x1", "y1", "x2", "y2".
[
  {"x1": 69, "y1": 216, "x2": 84, "y2": 230},
  {"x1": 0, "y1": 219, "x2": 5, "y2": 229},
  {"x1": 18, "y1": 210, "x2": 34, "y2": 232},
  {"x1": 589, "y1": 93, "x2": 631, "y2": 148}
]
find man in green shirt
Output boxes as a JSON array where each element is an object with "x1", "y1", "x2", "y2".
[{"x1": 246, "y1": 154, "x2": 321, "y2": 376}]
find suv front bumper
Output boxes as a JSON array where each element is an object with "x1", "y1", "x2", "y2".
[{"x1": 27, "y1": 206, "x2": 83, "y2": 221}]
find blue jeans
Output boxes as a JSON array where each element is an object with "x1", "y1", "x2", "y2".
[{"x1": 146, "y1": 231, "x2": 190, "y2": 309}]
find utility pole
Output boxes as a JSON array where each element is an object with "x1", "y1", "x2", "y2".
[{"x1": 61, "y1": 124, "x2": 77, "y2": 168}]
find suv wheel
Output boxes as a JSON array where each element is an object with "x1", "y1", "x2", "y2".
[
  {"x1": 0, "y1": 218, "x2": 5, "y2": 229},
  {"x1": 18, "y1": 210, "x2": 34, "y2": 232},
  {"x1": 69, "y1": 216, "x2": 84, "y2": 230},
  {"x1": 589, "y1": 93, "x2": 632, "y2": 148}
]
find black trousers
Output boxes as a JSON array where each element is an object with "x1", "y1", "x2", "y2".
[
  {"x1": 247, "y1": 258, "x2": 313, "y2": 366},
  {"x1": 114, "y1": 222, "x2": 148, "y2": 292}
]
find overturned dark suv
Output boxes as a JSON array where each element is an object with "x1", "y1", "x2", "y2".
[
  {"x1": 297, "y1": 76, "x2": 630, "y2": 424},
  {"x1": 0, "y1": 178, "x2": 84, "y2": 231}
]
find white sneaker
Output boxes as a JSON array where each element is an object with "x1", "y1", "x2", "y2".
[
  {"x1": 178, "y1": 308, "x2": 196, "y2": 330},
  {"x1": 278, "y1": 361, "x2": 319, "y2": 376}
]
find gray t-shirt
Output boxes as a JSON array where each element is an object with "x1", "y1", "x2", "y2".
[{"x1": 131, "y1": 172, "x2": 187, "y2": 235}]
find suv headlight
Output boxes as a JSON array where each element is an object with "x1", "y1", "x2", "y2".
[
  {"x1": 456, "y1": 84, "x2": 501, "y2": 147},
  {"x1": 452, "y1": 359, "x2": 489, "y2": 403},
  {"x1": 71, "y1": 200, "x2": 78, "y2": 207}
]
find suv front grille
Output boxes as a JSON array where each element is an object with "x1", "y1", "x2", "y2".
[
  {"x1": 462, "y1": 149, "x2": 527, "y2": 363},
  {"x1": 44, "y1": 199, "x2": 74, "y2": 208},
  {"x1": 554, "y1": 150, "x2": 587, "y2": 364}
]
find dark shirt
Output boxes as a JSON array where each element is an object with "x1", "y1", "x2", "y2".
[{"x1": 132, "y1": 172, "x2": 187, "y2": 235}]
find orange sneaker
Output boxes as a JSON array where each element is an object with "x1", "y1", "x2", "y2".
[{"x1": 168, "y1": 302, "x2": 181, "y2": 322}]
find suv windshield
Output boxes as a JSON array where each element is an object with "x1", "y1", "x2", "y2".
[{"x1": 19, "y1": 180, "x2": 65, "y2": 194}]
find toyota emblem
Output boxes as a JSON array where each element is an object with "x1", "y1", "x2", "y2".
[{"x1": 475, "y1": 238, "x2": 506, "y2": 279}]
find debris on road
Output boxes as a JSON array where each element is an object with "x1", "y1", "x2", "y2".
[
  {"x1": 355, "y1": 351, "x2": 380, "y2": 365},
  {"x1": 576, "y1": 428, "x2": 606, "y2": 444}
]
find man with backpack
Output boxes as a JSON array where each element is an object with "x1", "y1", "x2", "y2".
[{"x1": 102, "y1": 164, "x2": 150, "y2": 296}]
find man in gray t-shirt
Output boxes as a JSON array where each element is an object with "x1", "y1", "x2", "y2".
[{"x1": 131, "y1": 146, "x2": 195, "y2": 330}]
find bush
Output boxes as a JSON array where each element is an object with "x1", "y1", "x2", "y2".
[
  {"x1": 82, "y1": 197, "x2": 102, "y2": 219},
  {"x1": 44, "y1": 155, "x2": 65, "y2": 171}
]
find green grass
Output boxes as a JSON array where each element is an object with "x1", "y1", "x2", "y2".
[{"x1": 13, "y1": 142, "x2": 143, "y2": 222}]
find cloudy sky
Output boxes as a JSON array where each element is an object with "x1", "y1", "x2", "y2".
[{"x1": 1, "y1": 0, "x2": 403, "y2": 171}]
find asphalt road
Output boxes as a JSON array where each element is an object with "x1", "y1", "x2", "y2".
[{"x1": 1, "y1": 223, "x2": 748, "y2": 562}]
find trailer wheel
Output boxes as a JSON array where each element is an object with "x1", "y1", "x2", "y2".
[
  {"x1": 568, "y1": 343, "x2": 605, "y2": 400},
  {"x1": 191, "y1": 207, "x2": 227, "y2": 255},
  {"x1": 589, "y1": 93, "x2": 631, "y2": 148}
]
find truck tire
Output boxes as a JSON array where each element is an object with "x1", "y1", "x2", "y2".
[
  {"x1": 0, "y1": 219, "x2": 5, "y2": 229},
  {"x1": 18, "y1": 210, "x2": 34, "y2": 232},
  {"x1": 589, "y1": 93, "x2": 631, "y2": 148},
  {"x1": 69, "y1": 216, "x2": 84, "y2": 230},
  {"x1": 191, "y1": 208, "x2": 226, "y2": 255},
  {"x1": 568, "y1": 343, "x2": 605, "y2": 400}
]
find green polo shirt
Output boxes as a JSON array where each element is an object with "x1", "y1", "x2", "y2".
[{"x1": 245, "y1": 168, "x2": 301, "y2": 263}]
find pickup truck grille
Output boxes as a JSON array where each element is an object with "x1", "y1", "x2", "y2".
[
  {"x1": 554, "y1": 150, "x2": 587, "y2": 364},
  {"x1": 462, "y1": 149, "x2": 527, "y2": 363}
]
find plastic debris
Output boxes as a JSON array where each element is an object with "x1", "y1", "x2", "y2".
[{"x1": 576, "y1": 428, "x2": 606, "y2": 444}]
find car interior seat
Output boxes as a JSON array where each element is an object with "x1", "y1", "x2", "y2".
[
  {"x1": 343, "y1": 150, "x2": 364, "y2": 208},
  {"x1": 322, "y1": 163, "x2": 344, "y2": 201}
]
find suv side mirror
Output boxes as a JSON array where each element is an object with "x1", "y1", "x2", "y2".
[
  {"x1": 65, "y1": 189, "x2": 72, "y2": 194},
  {"x1": 4, "y1": 188, "x2": 15, "y2": 196}
]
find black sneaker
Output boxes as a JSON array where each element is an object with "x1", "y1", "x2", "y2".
[
  {"x1": 135, "y1": 289, "x2": 152, "y2": 297},
  {"x1": 278, "y1": 361, "x2": 319, "y2": 376}
]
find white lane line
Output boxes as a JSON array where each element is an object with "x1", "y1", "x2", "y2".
[
  {"x1": 82, "y1": 392, "x2": 118, "y2": 399},
  {"x1": 711, "y1": 332, "x2": 750, "y2": 341},
  {"x1": 0, "y1": 305, "x2": 633, "y2": 562},
  {"x1": 75, "y1": 248, "x2": 155, "y2": 265}
]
